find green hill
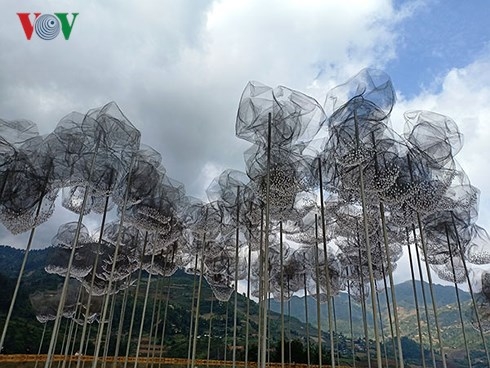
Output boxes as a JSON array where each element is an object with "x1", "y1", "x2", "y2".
[
  {"x1": 0, "y1": 245, "x2": 487, "y2": 368},
  {"x1": 0, "y1": 246, "x2": 324, "y2": 361}
]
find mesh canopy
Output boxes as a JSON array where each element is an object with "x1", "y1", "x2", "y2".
[
  {"x1": 236, "y1": 81, "x2": 325, "y2": 150},
  {"x1": 404, "y1": 110, "x2": 463, "y2": 166},
  {"x1": 30, "y1": 280, "x2": 80, "y2": 323},
  {"x1": 85, "y1": 102, "x2": 141, "y2": 157},
  {"x1": 324, "y1": 68, "x2": 395, "y2": 118},
  {"x1": 0, "y1": 150, "x2": 57, "y2": 234}
]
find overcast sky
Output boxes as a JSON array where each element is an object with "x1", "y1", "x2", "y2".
[{"x1": 1, "y1": 0, "x2": 490, "y2": 285}]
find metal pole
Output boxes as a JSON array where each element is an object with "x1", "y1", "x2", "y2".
[
  {"x1": 232, "y1": 186, "x2": 241, "y2": 368},
  {"x1": 134, "y1": 232, "x2": 157, "y2": 367},
  {"x1": 260, "y1": 112, "x2": 272, "y2": 368},
  {"x1": 280, "y1": 221, "x2": 285, "y2": 368},
  {"x1": 317, "y1": 158, "x2": 336, "y2": 368},
  {"x1": 411, "y1": 224, "x2": 437, "y2": 368},
  {"x1": 405, "y1": 228, "x2": 427, "y2": 368},
  {"x1": 445, "y1": 224, "x2": 472, "y2": 368},
  {"x1": 191, "y1": 237, "x2": 206, "y2": 368}
]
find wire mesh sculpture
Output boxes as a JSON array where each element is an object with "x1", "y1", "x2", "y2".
[{"x1": 1, "y1": 69, "x2": 490, "y2": 368}]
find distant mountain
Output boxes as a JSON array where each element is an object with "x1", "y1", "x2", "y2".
[
  {"x1": 0, "y1": 245, "x2": 487, "y2": 368},
  {"x1": 269, "y1": 279, "x2": 471, "y2": 332},
  {"x1": 0, "y1": 245, "x2": 316, "y2": 359},
  {"x1": 269, "y1": 276, "x2": 487, "y2": 366}
]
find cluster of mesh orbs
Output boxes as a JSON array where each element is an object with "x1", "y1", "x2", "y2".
[
  {"x1": 236, "y1": 82, "x2": 324, "y2": 223},
  {"x1": 227, "y1": 68, "x2": 490, "y2": 309},
  {"x1": 202, "y1": 237, "x2": 247, "y2": 302},
  {"x1": 0, "y1": 137, "x2": 57, "y2": 234},
  {"x1": 0, "y1": 102, "x2": 142, "y2": 235},
  {"x1": 29, "y1": 279, "x2": 80, "y2": 324},
  {"x1": 45, "y1": 222, "x2": 131, "y2": 295},
  {"x1": 236, "y1": 82, "x2": 326, "y2": 149},
  {"x1": 270, "y1": 247, "x2": 308, "y2": 301},
  {"x1": 287, "y1": 68, "x2": 490, "y2": 300},
  {"x1": 1, "y1": 102, "x2": 231, "y2": 305},
  {"x1": 198, "y1": 169, "x2": 252, "y2": 301}
]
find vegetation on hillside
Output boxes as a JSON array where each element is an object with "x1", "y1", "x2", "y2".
[{"x1": 0, "y1": 245, "x2": 486, "y2": 368}]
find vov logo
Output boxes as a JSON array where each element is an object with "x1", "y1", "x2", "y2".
[{"x1": 17, "y1": 13, "x2": 79, "y2": 40}]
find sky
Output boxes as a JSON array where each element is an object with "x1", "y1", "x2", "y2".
[{"x1": 1, "y1": 0, "x2": 490, "y2": 286}]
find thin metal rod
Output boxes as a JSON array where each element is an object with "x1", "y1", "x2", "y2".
[
  {"x1": 69, "y1": 317, "x2": 82, "y2": 368},
  {"x1": 357, "y1": 243, "x2": 371, "y2": 368},
  {"x1": 148, "y1": 277, "x2": 165, "y2": 368},
  {"x1": 61, "y1": 286, "x2": 83, "y2": 368},
  {"x1": 287, "y1": 283, "x2": 291, "y2": 364},
  {"x1": 224, "y1": 301, "x2": 229, "y2": 362},
  {"x1": 260, "y1": 112, "x2": 272, "y2": 368},
  {"x1": 102, "y1": 288, "x2": 118, "y2": 368},
  {"x1": 374, "y1": 281, "x2": 389, "y2": 368},
  {"x1": 280, "y1": 221, "x2": 285, "y2": 368},
  {"x1": 56, "y1": 319, "x2": 70, "y2": 368},
  {"x1": 34, "y1": 323, "x2": 48, "y2": 368},
  {"x1": 405, "y1": 228, "x2": 427, "y2": 368},
  {"x1": 112, "y1": 278, "x2": 131, "y2": 368},
  {"x1": 134, "y1": 232, "x2": 156, "y2": 367},
  {"x1": 379, "y1": 203, "x2": 404, "y2": 368},
  {"x1": 358, "y1": 167, "x2": 382, "y2": 368},
  {"x1": 445, "y1": 224, "x2": 472, "y2": 368},
  {"x1": 257, "y1": 208, "x2": 264, "y2": 366},
  {"x1": 267, "y1": 292, "x2": 271, "y2": 364},
  {"x1": 82, "y1": 322, "x2": 93, "y2": 357},
  {"x1": 191, "y1": 237, "x2": 206, "y2": 368},
  {"x1": 379, "y1": 251, "x2": 398, "y2": 368},
  {"x1": 370, "y1": 128, "x2": 402, "y2": 368},
  {"x1": 232, "y1": 186, "x2": 241, "y2": 368},
  {"x1": 123, "y1": 232, "x2": 148, "y2": 368},
  {"x1": 415, "y1": 214, "x2": 447, "y2": 368},
  {"x1": 332, "y1": 297, "x2": 340, "y2": 364},
  {"x1": 317, "y1": 157, "x2": 336, "y2": 368},
  {"x1": 353, "y1": 109, "x2": 381, "y2": 368},
  {"x1": 346, "y1": 268, "x2": 356, "y2": 368},
  {"x1": 157, "y1": 267, "x2": 174, "y2": 368},
  {"x1": 245, "y1": 226, "x2": 252, "y2": 368},
  {"x1": 186, "y1": 254, "x2": 199, "y2": 368},
  {"x1": 314, "y1": 214, "x2": 322, "y2": 368},
  {"x1": 303, "y1": 267, "x2": 311, "y2": 368},
  {"x1": 411, "y1": 224, "x2": 437, "y2": 368},
  {"x1": 206, "y1": 296, "x2": 214, "y2": 366}
]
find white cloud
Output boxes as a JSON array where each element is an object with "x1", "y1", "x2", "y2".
[{"x1": 202, "y1": 0, "x2": 401, "y2": 93}]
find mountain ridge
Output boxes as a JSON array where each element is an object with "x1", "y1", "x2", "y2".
[{"x1": 0, "y1": 245, "x2": 486, "y2": 367}]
